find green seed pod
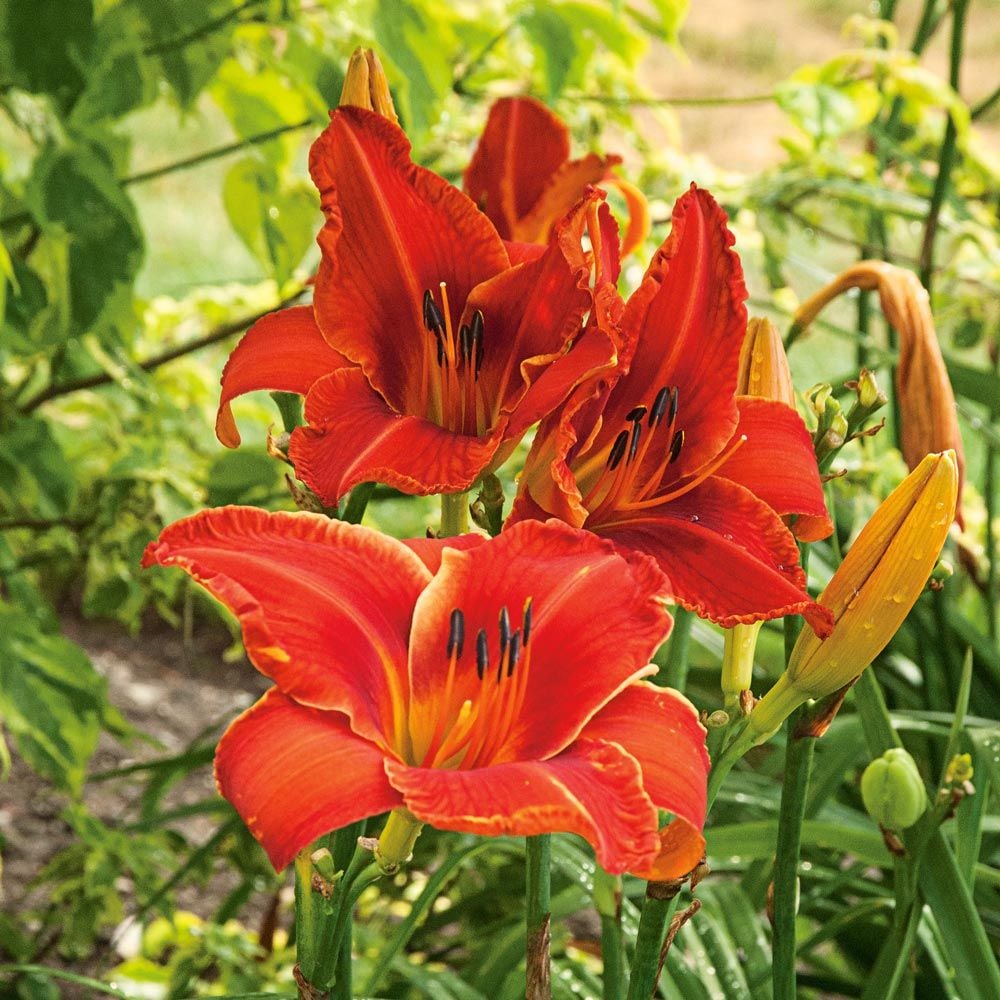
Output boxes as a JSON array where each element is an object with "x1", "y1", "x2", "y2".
[{"x1": 861, "y1": 748, "x2": 926, "y2": 830}]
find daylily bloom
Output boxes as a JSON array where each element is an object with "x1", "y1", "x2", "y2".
[
  {"x1": 216, "y1": 107, "x2": 615, "y2": 502},
  {"x1": 511, "y1": 186, "x2": 833, "y2": 631},
  {"x1": 748, "y1": 451, "x2": 958, "y2": 740},
  {"x1": 142, "y1": 511, "x2": 709, "y2": 875},
  {"x1": 793, "y1": 261, "x2": 965, "y2": 522},
  {"x1": 464, "y1": 96, "x2": 650, "y2": 256}
]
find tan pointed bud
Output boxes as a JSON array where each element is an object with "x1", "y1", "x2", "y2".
[
  {"x1": 339, "y1": 47, "x2": 399, "y2": 123},
  {"x1": 737, "y1": 317, "x2": 795, "y2": 406},
  {"x1": 855, "y1": 368, "x2": 886, "y2": 411},
  {"x1": 793, "y1": 261, "x2": 965, "y2": 520},
  {"x1": 748, "y1": 451, "x2": 959, "y2": 741}
]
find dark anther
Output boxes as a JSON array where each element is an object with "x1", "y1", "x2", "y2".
[
  {"x1": 626, "y1": 405, "x2": 647, "y2": 423},
  {"x1": 668, "y1": 429, "x2": 685, "y2": 464},
  {"x1": 607, "y1": 430, "x2": 629, "y2": 471},
  {"x1": 649, "y1": 386, "x2": 671, "y2": 427},
  {"x1": 423, "y1": 289, "x2": 445, "y2": 334},
  {"x1": 459, "y1": 323, "x2": 472, "y2": 366},
  {"x1": 667, "y1": 386, "x2": 679, "y2": 426},
  {"x1": 476, "y1": 628, "x2": 489, "y2": 680},
  {"x1": 447, "y1": 608, "x2": 465, "y2": 659},
  {"x1": 522, "y1": 598, "x2": 533, "y2": 645},
  {"x1": 507, "y1": 631, "x2": 521, "y2": 677},
  {"x1": 627, "y1": 420, "x2": 642, "y2": 464},
  {"x1": 471, "y1": 310, "x2": 484, "y2": 379},
  {"x1": 498, "y1": 606, "x2": 510, "y2": 655}
]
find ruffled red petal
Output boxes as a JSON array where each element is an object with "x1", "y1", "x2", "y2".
[
  {"x1": 717, "y1": 398, "x2": 833, "y2": 541},
  {"x1": 141, "y1": 507, "x2": 429, "y2": 744},
  {"x1": 594, "y1": 477, "x2": 832, "y2": 632},
  {"x1": 464, "y1": 96, "x2": 571, "y2": 240},
  {"x1": 406, "y1": 519, "x2": 671, "y2": 763},
  {"x1": 385, "y1": 736, "x2": 660, "y2": 874},
  {"x1": 309, "y1": 107, "x2": 509, "y2": 411},
  {"x1": 289, "y1": 368, "x2": 504, "y2": 502},
  {"x1": 216, "y1": 689, "x2": 400, "y2": 871},
  {"x1": 216, "y1": 307, "x2": 349, "y2": 448},
  {"x1": 580, "y1": 682, "x2": 708, "y2": 832},
  {"x1": 599, "y1": 186, "x2": 748, "y2": 480}
]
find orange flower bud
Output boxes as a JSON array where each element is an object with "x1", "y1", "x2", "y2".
[
  {"x1": 748, "y1": 451, "x2": 958, "y2": 740},
  {"x1": 339, "y1": 47, "x2": 399, "y2": 123},
  {"x1": 793, "y1": 262, "x2": 965, "y2": 520},
  {"x1": 737, "y1": 317, "x2": 795, "y2": 406}
]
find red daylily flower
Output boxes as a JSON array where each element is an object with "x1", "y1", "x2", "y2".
[
  {"x1": 216, "y1": 107, "x2": 616, "y2": 503},
  {"x1": 142, "y1": 510, "x2": 709, "y2": 876},
  {"x1": 511, "y1": 186, "x2": 834, "y2": 632},
  {"x1": 465, "y1": 95, "x2": 650, "y2": 256}
]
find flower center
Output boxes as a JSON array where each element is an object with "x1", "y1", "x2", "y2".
[
  {"x1": 582, "y1": 385, "x2": 746, "y2": 519},
  {"x1": 415, "y1": 597, "x2": 534, "y2": 770},
  {"x1": 421, "y1": 284, "x2": 488, "y2": 437}
]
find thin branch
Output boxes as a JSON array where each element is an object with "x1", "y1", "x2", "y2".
[
  {"x1": 971, "y1": 83, "x2": 1000, "y2": 121},
  {"x1": 18, "y1": 287, "x2": 307, "y2": 414},
  {"x1": 566, "y1": 91, "x2": 776, "y2": 108},
  {"x1": 122, "y1": 119, "x2": 315, "y2": 186},
  {"x1": 0, "y1": 120, "x2": 316, "y2": 231},
  {"x1": 142, "y1": 0, "x2": 268, "y2": 56}
]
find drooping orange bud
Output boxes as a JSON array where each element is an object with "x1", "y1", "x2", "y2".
[
  {"x1": 793, "y1": 262, "x2": 965, "y2": 521},
  {"x1": 338, "y1": 47, "x2": 398, "y2": 123},
  {"x1": 748, "y1": 451, "x2": 958, "y2": 740},
  {"x1": 737, "y1": 317, "x2": 795, "y2": 406}
]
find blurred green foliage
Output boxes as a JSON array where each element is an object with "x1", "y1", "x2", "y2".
[{"x1": 0, "y1": 0, "x2": 998, "y2": 997}]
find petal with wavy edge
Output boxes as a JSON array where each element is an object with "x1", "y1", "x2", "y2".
[
  {"x1": 717, "y1": 398, "x2": 833, "y2": 541},
  {"x1": 385, "y1": 737, "x2": 660, "y2": 874},
  {"x1": 464, "y1": 96, "x2": 571, "y2": 239},
  {"x1": 309, "y1": 107, "x2": 509, "y2": 411},
  {"x1": 594, "y1": 477, "x2": 833, "y2": 632},
  {"x1": 289, "y1": 368, "x2": 504, "y2": 502},
  {"x1": 580, "y1": 682, "x2": 708, "y2": 832},
  {"x1": 598, "y1": 186, "x2": 748, "y2": 480},
  {"x1": 405, "y1": 519, "x2": 671, "y2": 764},
  {"x1": 141, "y1": 507, "x2": 429, "y2": 745},
  {"x1": 216, "y1": 689, "x2": 400, "y2": 871},
  {"x1": 216, "y1": 307, "x2": 350, "y2": 448}
]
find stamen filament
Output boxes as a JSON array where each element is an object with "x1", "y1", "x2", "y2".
[{"x1": 622, "y1": 433, "x2": 748, "y2": 512}]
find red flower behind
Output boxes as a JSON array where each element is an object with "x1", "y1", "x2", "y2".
[
  {"x1": 464, "y1": 95, "x2": 649, "y2": 255},
  {"x1": 216, "y1": 107, "x2": 615, "y2": 502},
  {"x1": 511, "y1": 186, "x2": 834, "y2": 632},
  {"x1": 142, "y1": 511, "x2": 709, "y2": 876}
]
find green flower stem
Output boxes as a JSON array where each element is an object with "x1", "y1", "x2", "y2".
[
  {"x1": 594, "y1": 868, "x2": 624, "y2": 1000},
  {"x1": 526, "y1": 834, "x2": 552, "y2": 999},
  {"x1": 440, "y1": 491, "x2": 470, "y2": 537},
  {"x1": 918, "y1": 0, "x2": 969, "y2": 294},
  {"x1": 657, "y1": 606, "x2": 694, "y2": 691},
  {"x1": 625, "y1": 890, "x2": 677, "y2": 1000},
  {"x1": 341, "y1": 482, "x2": 375, "y2": 525},
  {"x1": 771, "y1": 710, "x2": 816, "y2": 1000}
]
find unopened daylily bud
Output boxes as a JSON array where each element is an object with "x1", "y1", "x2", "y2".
[
  {"x1": 861, "y1": 748, "x2": 926, "y2": 830},
  {"x1": 748, "y1": 452, "x2": 958, "y2": 740},
  {"x1": 738, "y1": 318, "x2": 795, "y2": 406},
  {"x1": 339, "y1": 47, "x2": 399, "y2": 123},
  {"x1": 794, "y1": 262, "x2": 965, "y2": 520},
  {"x1": 855, "y1": 368, "x2": 886, "y2": 412}
]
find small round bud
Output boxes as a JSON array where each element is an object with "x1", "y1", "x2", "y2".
[{"x1": 861, "y1": 748, "x2": 926, "y2": 831}]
